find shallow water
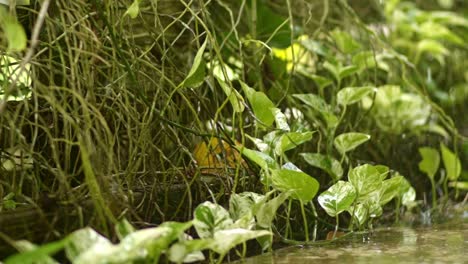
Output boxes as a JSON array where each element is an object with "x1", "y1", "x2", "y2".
[{"x1": 236, "y1": 221, "x2": 468, "y2": 264}]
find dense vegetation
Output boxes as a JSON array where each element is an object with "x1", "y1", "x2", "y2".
[{"x1": 0, "y1": 0, "x2": 467, "y2": 263}]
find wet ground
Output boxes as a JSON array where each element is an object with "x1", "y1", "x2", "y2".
[{"x1": 235, "y1": 220, "x2": 468, "y2": 264}]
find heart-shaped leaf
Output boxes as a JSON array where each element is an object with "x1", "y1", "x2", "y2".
[
  {"x1": 301, "y1": 153, "x2": 343, "y2": 180},
  {"x1": 216, "y1": 77, "x2": 245, "y2": 113},
  {"x1": 240, "y1": 81, "x2": 275, "y2": 127},
  {"x1": 271, "y1": 108, "x2": 290, "y2": 131},
  {"x1": 125, "y1": 0, "x2": 141, "y2": 18},
  {"x1": 193, "y1": 202, "x2": 233, "y2": 239},
  {"x1": 380, "y1": 175, "x2": 404, "y2": 206},
  {"x1": 0, "y1": 11, "x2": 27, "y2": 52},
  {"x1": 211, "y1": 229, "x2": 271, "y2": 255},
  {"x1": 274, "y1": 131, "x2": 314, "y2": 155},
  {"x1": 180, "y1": 39, "x2": 208, "y2": 88},
  {"x1": 238, "y1": 147, "x2": 276, "y2": 170},
  {"x1": 418, "y1": 147, "x2": 440, "y2": 180},
  {"x1": 271, "y1": 169, "x2": 319, "y2": 202},
  {"x1": 337, "y1": 86, "x2": 374, "y2": 106},
  {"x1": 318, "y1": 181, "x2": 356, "y2": 217},
  {"x1": 292, "y1": 93, "x2": 332, "y2": 114},
  {"x1": 334, "y1": 132, "x2": 370, "y2": 154},
  {"x1": 440, "y1": 143, "x2": 461, "y2": 181},
  {"x1": 348, "y1": 164, "x2": 382, "y2": 197}
]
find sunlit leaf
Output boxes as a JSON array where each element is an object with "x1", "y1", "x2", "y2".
[
  {"x1": 271, "y1": 169, "x2": 319, "y2": 202},
  {"x1": 7, "y1": 241, "x2": 59, "y2": 264},
  {"x1": 292, "y1": 93, "x2": 331, "y2": 114},
  {"x1": 115, "y1": 218, "x2": 136, "y2": 240},
  {"x1": 318, "y1": 181, "x2": 356, "y2": 217},
  {"x1": 301, "y1": 153, "x2": 343, "y2": 180},
  {"x1": 168, "y1": 238, "x2": 210, "y2": 263},
  {"x1": 331, "y1": 29, "x2": 362, "y2": 54},
  {"x1": 375, "y1": 165, "x2": 390, "y2": 181},
  {"x1": 65, "y1": 228, "x2": 112, "y2": 262},
  {"x1": 337, "y1": 86, "x2": 374, "y2": 106},
  {"x1": 193, "y1": 202, "x2": 233, "y2": 239},
  {"x1": 5, "y1": 238, "x2": 68, "y2": 264},
  {"x1": 440, "y1": 143, "x2": 461, "y2": 181},
  {"x1": 274, "y1": 131, "x2": 314, "y2": 155},
  {"x1": 255, "y1": 191, "x2": 290, "y2": 229},
  {"x1": 0, "y1": 11, "x2": 27, "y2": 52},
  {"x1": 180, "y1": 40, "x2": 208, "y2": 88},
  {"x1": 211, "y1": 229, "x2": 271, "y2": 255},
  {"x1": 216, "y1": 77, "x2": 245, "y2": 113},
  {"x1": 229, "y1": 192, "x2": 265, "y2": 222},
  {"x1": 124, "y1": 0, "x2": 141, "y2": 19},
  {"x1": 348, "y1": 164, "x2": 382, "y2": 197},
  {"x1": 448, "y1": 181, "x2": 468, "y2": 190},
  {"x1": 271, "y1": 108, "x2": 290, "y2": 131},
  {"x1": 419, "y1": 21, "x2": 463, "y2": 45},
  {"x1": 334, "y1": 132, "x2": 370, "y2": 154},
  {"x1": 380, "y1": 176, "x2": 404, "y2": 205},
  {"x1": 402, "y1": 186, "x2": 416, "y2": 207},
  {"x1": 348, "y1": 203, "x2": 368, "y2": 227},
  {"x1": 240, "y1": 81, "x2": 275, "y2": 126},
  {"x1": 338, "y1": 65, "x2": 359, "y2": 80},
  {"x1": 418, "y1": 147, "x2": 440, "y2": 180},
  {"x1": 309, "y1": 74, "x2": 333, "y2": 90},
  {"x1": 238, "y1": 147, "x2": 276, "y2": 170}
]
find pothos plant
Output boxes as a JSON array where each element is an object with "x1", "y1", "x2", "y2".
[{"x1": 5, "y1": 190, "x2": 291, "y2": 264}]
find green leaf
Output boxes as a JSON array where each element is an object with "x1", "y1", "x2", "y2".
[
  {"x1": 418, "y1": 147, "x2": 440, "y2": 180},
  {"x1": 0, "y1": 11, "x2": 27, "y2": 52},
  {"x1": 309, "y1": 74, "x2": 333, "y2": 90},
  {"x1": 240, "y1": 81, "x2": 275, "y2": 126},
  {"x1": 72, "y1": 222, "x2": 191, "y2": 263},
  {"x1": 271, "y1": 108, "x2": 290, "y2": 131},
  {"x1": 334, "y1": 132, "x2": 370, "y2": 154},
  {"x1": 5, "y1": 238, "x2": 69, "y2": 264},
  {"x1": 418, "y1": 21, "x2": 463, "y2": 45},
  {"x1": 402, "y1": 186, "x2": 416, "y2": 207},
  {"x1": 211, "y1": 229, "x2": 271, "y2": 255},
  {"x1": 331, "y1": 29, "x2": 362, "y2": 54},
  {"x1": 375, "y1": 165, "x2": 390, "y2": 181},
  {"x1": 124, "y1": 0, "x2": 141, "y2": 19},
  {"x1": 274, "y1": 131, "x2": 314, "y2": 155},
  {"x1": 255, "y1": 191, "x2": 290, "y2": 229},
  {"x1": 440, "y1": 143, "x2": 461, "y2": 181},
  {"x1": 168, "y1": 239, "x2": 209, "y2": 263},
  {"x1": 115, "y1": 218, "x2": 136, "y2": 240},
  {"x1": 239, "y1": 147, "x2": 277, "y2": 170},
  {"x1": 271, "y1": 169, "x2": 319, "y2": 202},
  {"x1": 216, "y1": 77, "x2": 245, "y2": 113},
  {"x1": 380, "y1": 176, "x2": 404, "y2": 205},
  {"x1": 300, "y1": 153, "x2": 343, "y2": 180},
  {"x1": 292, "y1": 93, "x2": 332, "y2": 114},
  {"x1": 65, "y1": 228, "x2": 113, "y2": 262},
  {"x1": 7, "y1": 241, "x2": 59, "y2": 264},
  {"x1": 337, "y1": 86, "x2": 374, "y2": 106},
  {"x1": 348, "y1": 164, "x2": 383, "y2": 197},
  {"x1": 229, "y1": 192, "x2": 265, "y2": 222},
  {"x1": 323, "y1": 61, "x2": 340, "y2": 82},
  {"x1": 318, "y1": 181, "x2": 356, "y2": 217},
  {"x1": 348, "y1": 203, "x2": 368, "y2": 227},
  {"x1": 448, "y1": 181, "x2": 468, "y2": 190},
  {"x1": 180, "y1": 40, "x2": 208, "y2": 88},
  {"x1": 338, "y1": 65, "x2": 359, "y2": 80},
  {"x1": 193, "y1": 202, "x2": 233, "y2": 239}
]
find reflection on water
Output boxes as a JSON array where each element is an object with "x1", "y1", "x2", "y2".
[{"x1": 236, "y1": 221, "x2": 467, "y2": 264}]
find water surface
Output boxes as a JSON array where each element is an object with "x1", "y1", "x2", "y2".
[{"x1": 236, "y1": 221, "x2": 467, "y2": 264}]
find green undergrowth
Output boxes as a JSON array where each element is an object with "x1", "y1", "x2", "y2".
[{"x1": 0, "y1": 0, "x2": 467, "y2": 263}]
